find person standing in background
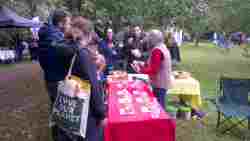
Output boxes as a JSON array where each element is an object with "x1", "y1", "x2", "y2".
[
  {"x1": 165, "y1": 32, "x2": 181, "y2": 65},
  {"x1": 124, "y1": 25, "x2": 146, "y2": 73},
  {"x1": 15, "y1": 40, "x2": 26, "y2": 62},
  {"x1": 99, "y1": 28, "x2": 118, "y2": 73},
  {"x1": 29, "y1": 38, "x2": 39, "y2": 61}
]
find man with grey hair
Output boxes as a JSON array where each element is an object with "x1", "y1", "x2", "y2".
[{"x1": 131, "y1": 29, "x2": 172, "y2": 108}]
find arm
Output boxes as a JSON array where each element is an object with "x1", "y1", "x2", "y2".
[
  {"x1": 140, "y1": 49, "x2": 163, "y2": 75},
  {"x1": 52, "y1": 40, "x2": 78, "y2": 59},
  {"x1": 123, "y1": 34, "x2": 134, "y2": 59},
  {"x1": 77, "y1": 49, "x2": 106, "y2": 121},
  {"x1": 99, "y1": 41, "x2": 111, "y2": 56},
  {"x1": 99, "y1": 41, "x2": 116, "y2": 61}
]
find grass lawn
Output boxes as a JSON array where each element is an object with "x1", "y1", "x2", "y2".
[
  {"x1": 0, "y1": 63, "x2": 15, "y2": 70},
  {"x1": 174, "y1": 42, "x2": 250, "y2": 141},
  {"x1": 176, "y1": 42, "x2": 250, "y2": 95},
  {"x1": 0, "y1": 60, "x2": 32, "y2": 72}
]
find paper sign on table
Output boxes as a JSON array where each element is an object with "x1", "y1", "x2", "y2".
[
  {"x1": 117, "y1": 89, "x2": 130, "y2": 95},
  {"x1": 136, "y1": 97, "x2": 143, "y2": 103},
  {"x1": 120, "y1": 109, "x2": 135, "y2": 115},
  {"x1": 119, "y1": 98, "x2": 132, "y2": 104},
  {"x1": 141, "y1": 106, "x2": 151, "y2": 113},
  {"x1": 116, "y1": 83, "x2": 123, "y2": 89}
]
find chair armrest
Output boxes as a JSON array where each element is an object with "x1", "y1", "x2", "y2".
[
  {"x1": 202, "y1": 95, "x2": 217, "y2": 103},
  {"x1": 206, "y1": 98, "x2": 217, "y2": 105}
]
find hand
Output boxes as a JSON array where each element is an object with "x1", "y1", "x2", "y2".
[
  {"x1": 79, "y1": 39, "x2": 88, "y2": 47},
  {"x1": 112, "y1": 50, "x2": 117, "y2": 55},
  {"x1": 128, "y1": 38, "x2": 133, "y2": 44},
  {"x1": 118, "y1": 43, "x2": 124, "y2": 48},
  {"x1": 131, "y1": 49, "x2": 142, "y2": 58},
  {"x1": 108, "y1": 43, "x2": 114, "y2": 48},
  {"x1": 100, "y1": 118, "x2": 108, "y2": 127},
  {"x1": 130, "y1": 63, "x2": 140, "y2": 73},
  {"x1": 133, "y1": 60, "x2": 145, "y2": 66}
]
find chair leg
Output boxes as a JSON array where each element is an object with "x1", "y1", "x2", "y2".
[
  {"x1": 221, "y1": 118, "x2": 247, "y2": 135},
  {"x1": 220, "y1": 117, "x2": 232, "y2": 127},
  {"x1": 216, "y1": 111, "x2": 221, "y2": 129},
  {"x1": 248, "y1": 118, "x2": 250, "y2": 129}
]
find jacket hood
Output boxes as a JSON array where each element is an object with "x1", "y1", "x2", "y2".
[{"x1": 38, "y1": 24, "x2": 64, "y2": 42}]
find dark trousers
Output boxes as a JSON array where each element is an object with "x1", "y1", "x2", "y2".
[
  {"x1": 30, "y1": 48, "x2": 38, "y2": 60},
  {"x1": 45, "y1": 81, "x2": 94, "y2": 141},
  {"x1": 16, "y1": 51, "x2": 23, "y2": 62},
  {"x1": 153, "y1": 88, "x2": 167, "y2": 109},
  {"x1": 56, "y1": 129, "x2": 85, "y2": 141},
  {"x1": 45, "y1": 82, "x2": 59, "y2": 110},
  {"x1": 169, "y1": 47, "x2": 181, "y2": 62},
  {"x1": 45, "y1": 81, "x2": 59, "y2": 141}
]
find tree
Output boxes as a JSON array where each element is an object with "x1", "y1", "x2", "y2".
[
  {"x1": 0, "y1": 0, "x2": 54, "y2": 48},
  {"x1": 94, "y1": 0, "x2": 195, "y2": 31},
  {"x1": 209, "y1": 0, "x2": 250, "y2": 34},
  {"x1": 184, "y1": 0, "x2": 209, "y2": 46}
]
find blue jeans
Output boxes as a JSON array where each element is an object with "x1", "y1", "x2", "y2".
[{"x1": 153, "y1": 88, "x2": 167, "y2": 109}]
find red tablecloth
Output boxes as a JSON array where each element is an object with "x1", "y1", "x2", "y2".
[{"x1": 105, "y1": 80, "x2": 176, "y2": 141}]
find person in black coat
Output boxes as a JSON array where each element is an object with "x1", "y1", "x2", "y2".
[
  {"x1": 38, "y1": 10, "x2": 73, "y2": 141},
  {"x1": 29, "y1": 38, "x2": 39, "y2": 61},
  {"x1": 123, "y1": 25, "x2": 147, "y2": 73}
]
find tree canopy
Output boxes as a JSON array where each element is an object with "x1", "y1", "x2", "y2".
[{"x1": 0, "y1": 0, "x2": 250, "y2": 47}]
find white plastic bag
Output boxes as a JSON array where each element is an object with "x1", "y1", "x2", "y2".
[{"x1": 52, "y1": 54, "x2": 91, "y2": 138}]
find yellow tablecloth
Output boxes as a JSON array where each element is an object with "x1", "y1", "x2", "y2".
[{"x1": 168, "y1": 76, "x2": 202, "y2": 109}]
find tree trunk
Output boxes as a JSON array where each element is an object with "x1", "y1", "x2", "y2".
[
  {"x1": 112, "y1": 15, "x2": 122, "y2": 33},
  {"x1": 69, "y1": 0, "x2": 81, "y2": 15},
  {"x1": 30, "y1": 2, "x2": 37, "y2": 17},
  {"x1": 194, "y1": 32, "x2": 200, "y2": 47}
]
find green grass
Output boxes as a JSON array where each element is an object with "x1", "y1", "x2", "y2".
[
  {"x1": 174, "y1": 42, "x2": 250, "y2": 141},
  {"x1": 1, "y1": 44, "x2": 250, "y2": 141},
  {"x1": 176, "y1": 42, "x2": 250, "y2": 96},
  {"x1": 0, "y1": 60, "x2": 32, "y2": 72},
  {"x1": 0, "y1": 63, "x2": 16, "y2": 71}
]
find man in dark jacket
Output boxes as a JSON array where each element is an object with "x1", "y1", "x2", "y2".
[
  {"x1": 38, "y1": 10, "x2": 72, "y2": 141},
  {"x1": 123, "y1": 25, "x2": 147, "y2": 73},
  {"x1": 39, "y1": 12, "x2": 107, "y2": 141},
  {"x1": 38, "y1": 10, "x2": 71, "y2": 106}
]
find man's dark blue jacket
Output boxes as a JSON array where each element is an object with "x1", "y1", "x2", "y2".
[{"x1": 38, "y1": 24, "x2": 67, "y2": 82}]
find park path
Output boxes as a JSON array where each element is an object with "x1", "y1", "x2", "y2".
[{"x1": 0, "y1": 62, "x2": 51, "y2": 141}]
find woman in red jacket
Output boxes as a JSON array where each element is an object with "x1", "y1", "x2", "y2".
[{"x1": 131, "y1": 29, "x2": 172, "y2": 108}]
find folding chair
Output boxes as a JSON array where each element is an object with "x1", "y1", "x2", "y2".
[{"x1": 215, "y1": 77, "x2": 250, "y2": 137}]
